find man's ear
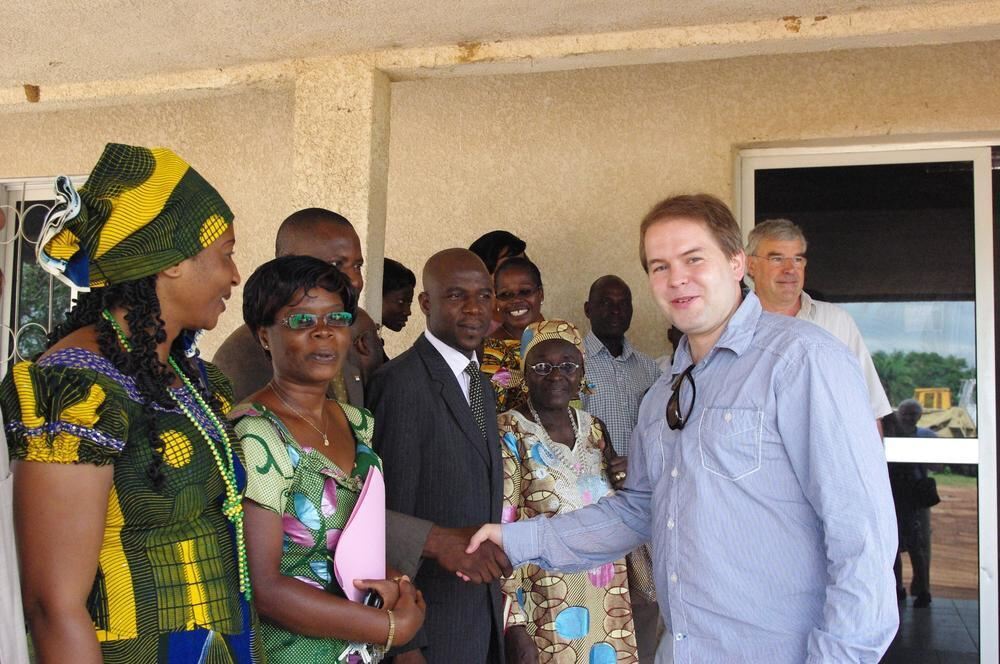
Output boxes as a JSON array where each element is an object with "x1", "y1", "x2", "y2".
[
  {"x1": 730, "y1": 250, "x2": 747, "y2": 282},
  {"x1": 353, "y1": 333, "x2": 371, "y2": 357},
  {"x1": 418, "y1": 291, "x2": 431, "y2": 316},
  {"x1": 584, "y1": 300, "x2": 592, "y2": 320}
]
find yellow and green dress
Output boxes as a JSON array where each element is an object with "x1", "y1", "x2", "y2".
[
  {"x1": 0, "y1": 348, "x2": 261, "y2": 663},
  {"x1": 481, "y1": 337, "x2": 526, "y2": 412},
  {"x1": 232, "y1": 401, "x2": 383, "y2": 663}
]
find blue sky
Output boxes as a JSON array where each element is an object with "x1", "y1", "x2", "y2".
[{"x1": 841, "y1": 301, "x2": 977, "y2": 367}]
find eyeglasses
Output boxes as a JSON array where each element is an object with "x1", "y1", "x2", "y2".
[
  {"x1": 281, "y1": 311, "x2": 354, "y2": 330},
  {"x1": 496, "y1": 286, "x2": 540, "y2": 302},
  {"x1": 751, "y1": 255, "x2": 807, "y2": 268},
  {"x1": 666, "y1": 364, "x2": 696, "y2": 430},
  {"x1": 528, "y1": 361, "x2": 581, "y2": 376}
]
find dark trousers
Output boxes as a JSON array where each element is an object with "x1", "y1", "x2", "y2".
[{"x1": 894, "y1": 507, "x2": 931, "y2": 596}]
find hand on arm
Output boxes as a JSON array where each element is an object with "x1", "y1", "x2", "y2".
[
  {"x1": 353, "y1": 576, "x2": 426, "y2": 646},
  {"x1": 14, "y1": 461, "x2": 114, "y2": 664}
]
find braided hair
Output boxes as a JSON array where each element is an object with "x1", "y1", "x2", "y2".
[{"x1": 49, "y1": 276, "x2": 223, "y2": 490}]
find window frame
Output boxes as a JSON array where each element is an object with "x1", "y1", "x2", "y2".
[{"x1": 0, "y1": 175, "x2": 86, "y2": 378}]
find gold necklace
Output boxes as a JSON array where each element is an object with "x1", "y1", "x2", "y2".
[{"x1": 269, "y1": 381, "x2": 330, "y2": 446}]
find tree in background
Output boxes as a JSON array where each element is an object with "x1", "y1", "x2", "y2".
[{"x1": 873, "y1": 350, "x2": 975, "y2": 407}]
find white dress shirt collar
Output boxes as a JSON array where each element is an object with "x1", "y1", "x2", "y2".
[{"x1": 424, "y1": 330, "x2": 479, "y2": 403}]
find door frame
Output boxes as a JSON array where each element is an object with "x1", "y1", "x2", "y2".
[{"x1": 737, "y1": 141, "x2": 997, "y2": 663}]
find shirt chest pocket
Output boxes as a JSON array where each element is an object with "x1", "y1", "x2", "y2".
[{"x1": 698, "y1": 407, "x2": 764, "y2": 480}]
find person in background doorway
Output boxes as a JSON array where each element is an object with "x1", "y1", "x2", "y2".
[{"x1": 888, "y1": 399, "x2": 938, "y2": 608}]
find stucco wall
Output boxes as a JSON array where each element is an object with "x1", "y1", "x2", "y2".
[
  {"x1": 3, "y1": 39, "x2": 1000, "y2": 363},
  {"x1": 383, "y1": 39, "x2": 1000, "y2": 360},
  {"x1": 0, "y1": 86, "x2": 295, "y2": 356}
]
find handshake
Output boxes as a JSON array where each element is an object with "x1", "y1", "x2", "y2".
[{"x1": 426, "y1": 524, "x2": 507, "y2": 583}]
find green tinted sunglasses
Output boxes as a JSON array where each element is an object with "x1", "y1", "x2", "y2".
[{"x1": 280, "y1": 311, "x2": 354, "y2": 330}]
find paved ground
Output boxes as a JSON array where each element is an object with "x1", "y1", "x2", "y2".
[{"x1": 886, "y1": 479, "x2": 980, "y2": 662}]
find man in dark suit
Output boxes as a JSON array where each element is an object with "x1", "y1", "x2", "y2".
[{"x1": 367, "y1": 248, "x2": 510, "y2": 664}]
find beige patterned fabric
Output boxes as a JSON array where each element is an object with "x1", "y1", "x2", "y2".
[{"x1": 499, "y1": 408, "x2": 637, "y2": 663}]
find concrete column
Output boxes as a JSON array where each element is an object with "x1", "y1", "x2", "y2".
[{"x1": 292, "y1": 56, "x2": 391, "y2": 320}]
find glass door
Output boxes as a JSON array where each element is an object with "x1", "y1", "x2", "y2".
[{"x1": 738, "y1": 144, "x2": 997, "y2": 664}]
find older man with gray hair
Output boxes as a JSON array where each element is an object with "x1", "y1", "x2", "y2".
[{"x1": 746, "y1": 219, "x2": 892, "y2": 428}]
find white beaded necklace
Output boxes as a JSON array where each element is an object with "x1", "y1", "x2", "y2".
[{"x1": 526, "y1": 399, "x2": 590, "y2": 476}]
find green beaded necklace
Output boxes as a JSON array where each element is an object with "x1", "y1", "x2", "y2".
[{"x1": 101, "y1": 309, "x2": 251, "y2": 601}]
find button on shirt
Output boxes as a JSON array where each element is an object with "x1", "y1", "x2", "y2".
[
  {"x1": 580, "y1": 331, "x2": 661, "y2": 456},
  {"x1": 503, "y1": 292, "x2": 898, "y2": 663}
]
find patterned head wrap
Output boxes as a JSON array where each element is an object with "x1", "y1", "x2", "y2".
[
  {"x1": 520, "y1": 319, "x2": 585, "y2": 371},
  {"x1": 37, "y1": 143, "x2": 233, "y2": 291}
]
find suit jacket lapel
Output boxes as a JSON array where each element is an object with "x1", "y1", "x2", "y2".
[{"x1": 415, "y1": 336, "x2": 492, "y2": 469}]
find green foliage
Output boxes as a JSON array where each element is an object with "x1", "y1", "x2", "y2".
[{"x1": 872, "y1": 350, "x2": 975, "y2": 406}]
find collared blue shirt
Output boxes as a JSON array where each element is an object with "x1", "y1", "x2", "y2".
[
  {"x1": 504, "y1": 292, "x2": 898, "y2": 663},
  {"x1": 581, "y1": 331, "x2": 661, "y2": 456}
]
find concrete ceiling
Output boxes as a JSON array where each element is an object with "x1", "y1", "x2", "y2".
[{"x1": 4, "y1": 0, "x2": 978, "y2": 88}]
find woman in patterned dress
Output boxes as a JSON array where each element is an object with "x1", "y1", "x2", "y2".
[
  {"x1": 1, "y1": 144, "x2": 261, "y2": 662},
  {"x1": 480, "y1": 257, "x2": 546, "y2": 412},
  {"x1": 233, "y1": 256, "x2": 425, "y2": 663},
  {"x1": 498, "y1": 320, "x2": 637, "y2": 664}
]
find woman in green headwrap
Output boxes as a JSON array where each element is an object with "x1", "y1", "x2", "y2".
[{"x1": 1, "y1": 144, "x2": 261, "y2": 663}]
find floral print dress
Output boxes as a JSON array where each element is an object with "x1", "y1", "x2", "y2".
[
  {"x1": 499, "y1": 408, "x2": 637, "y2": 664},
  {"x1": 232, "y1": 401, "x2": 382, "y2": 663}
]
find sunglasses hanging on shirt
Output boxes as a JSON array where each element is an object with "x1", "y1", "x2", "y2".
[{"x1": 666, "y1": 363, "x2": 696, "y2": 430}]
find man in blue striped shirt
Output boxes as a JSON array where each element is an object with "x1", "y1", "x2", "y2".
[{"x1": 467, "y1": 194, "x2": 898, "y2": 663}]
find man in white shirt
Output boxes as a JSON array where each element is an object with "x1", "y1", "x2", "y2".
[{"x1": 746, "y1": 219, "x2": 892, "y2": 426}]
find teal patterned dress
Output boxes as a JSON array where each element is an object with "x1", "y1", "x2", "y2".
[{"x1": 231, "y1": 401, "x2": 382, "y2": 663}]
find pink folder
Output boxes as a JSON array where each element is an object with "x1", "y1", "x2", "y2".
[{"x1": 334, "y1": 466, "x2": 387, "y2": 602}]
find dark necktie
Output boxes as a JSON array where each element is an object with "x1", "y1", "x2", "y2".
[{"x1": 465, "y1": 361, "x2": 488, "y2": 440}]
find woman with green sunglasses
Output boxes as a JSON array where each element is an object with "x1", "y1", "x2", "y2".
[{"x1": 231, "y1": 255, "x2": 425, "y2": 663}]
